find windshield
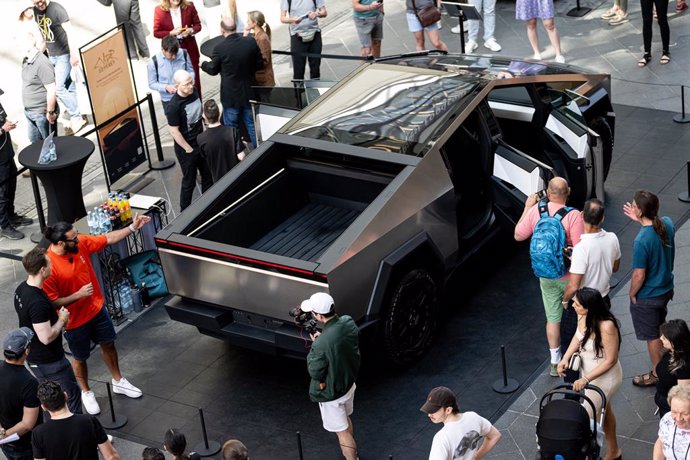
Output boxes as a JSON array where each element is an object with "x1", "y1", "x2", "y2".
[{"x1": 285, "y1": 65, "x2": 479, "y2": 156}]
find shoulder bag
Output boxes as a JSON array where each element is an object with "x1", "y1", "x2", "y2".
[{"x1": 412, "y1": 0, "x2": 442, "y2": 27}]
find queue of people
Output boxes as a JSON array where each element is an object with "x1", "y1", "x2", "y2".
[{"x1": 516, "y1": 184, "x2": 678, "y2": 460}]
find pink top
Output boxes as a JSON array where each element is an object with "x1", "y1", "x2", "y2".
[{"x1": 515, "y1": 202, "x2": 584, "y2": 280}]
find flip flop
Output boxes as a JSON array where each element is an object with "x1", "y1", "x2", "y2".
[{"x1": 632, "y1": 371, "x2": 658, "y2": 386}]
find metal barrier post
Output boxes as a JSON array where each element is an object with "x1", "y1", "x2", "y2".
[
  {"x1": 679, "y1": 161, "x2": 690, "y2": 203},
  {"x1": 146, "y1": 92, "x2": 175, "y2": 170},
  {"x1": 674, "y1": 86, "x2": 690, "y2": 124},
  {"x1": 192, "y1": 408, "x2": 220, "y2": 457},
  {"x1": 99, "y1": 382, "x2": 127, "y2": 429},
  {"x1": 492, "y1": 345, "x2": 520, "y2": 394}
]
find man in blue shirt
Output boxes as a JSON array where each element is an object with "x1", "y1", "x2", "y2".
[
  {"x1": 624, "y1": 190, "x2": 675, "y2": 387},
  {"x1": 147, "y1": 36, "x2": 195, "y2": 111}
]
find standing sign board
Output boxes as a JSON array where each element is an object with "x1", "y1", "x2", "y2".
[{"x1": 81, "y1": 27, "x2": 146, "y2": 186}]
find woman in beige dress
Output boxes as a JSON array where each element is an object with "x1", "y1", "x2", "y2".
[{"x1": 559, "y1": 287, "x2": 623, "y2": 460}]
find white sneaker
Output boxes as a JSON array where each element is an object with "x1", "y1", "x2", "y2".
[
  {"x1": 484, "y1": 38, "x2": 502, "y2": 52},
  {"x1": 437, "y1": 20, "x2": 443, "y2": 29},
  {"x1": 82, "y1": 390, "x2": 101, "y2": 415},
  {"x1": 451, "y1": 24, "x2": 461, "y2": 34},
  {"x1": 555, "y1": 54, "x2": 566, "y2": 64},
  {"x1": 112, "y1": 377, "x2": 142, "y2": 398},
  {"x1": 69, "y1": 116, "x2": 88, "y2": 136},
  {"x1": 465, "y1": 40, "x2": 479, "y2": 53},
  {"x1": 532, "y1": 53, "x2": 542, "y2": 60}
]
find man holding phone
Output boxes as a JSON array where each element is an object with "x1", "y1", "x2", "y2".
[
  {"x1": 352, "y1": 0, "x2": 384, "y2": 58},
  {"x1": 0, "y1": 90, "x2": 33, "y2": 241},
  {"x1": 280, "y1": 0, "x2": 327, "y2": 81}
]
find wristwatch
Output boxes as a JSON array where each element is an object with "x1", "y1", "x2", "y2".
[{"x1": 0, "y1": 427, "x2": 6, "y2": 437}]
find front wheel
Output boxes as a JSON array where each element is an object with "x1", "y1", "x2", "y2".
[
  {"x1": 589, "y1": 116, "x2": 614, "y2": 181},
  {"x1": 381, "y1": 269, "x2": 439, "y2": 365}
]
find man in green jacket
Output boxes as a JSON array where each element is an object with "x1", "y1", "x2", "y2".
[{"x1": 301, "y1": 292, "x2": 361, "y2": 460}]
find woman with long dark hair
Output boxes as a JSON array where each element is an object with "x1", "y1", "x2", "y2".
[
  {"x1": 163, "y1": 428, "x2": 200, "y2": 460},
  {"x1": 656, "y1": 319, "x2": 690, "y2": 416},
  {"x1": 624, "y1": 190, "x2": 675, "y2": 388},
  {"x1": 558, "y1": 287, "x2": 623, "y2": 460}
]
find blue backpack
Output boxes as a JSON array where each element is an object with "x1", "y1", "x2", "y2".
[{"x1": 529, "y1": 201, "x2": 574, "y2": 279}]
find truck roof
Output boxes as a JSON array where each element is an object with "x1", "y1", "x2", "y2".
[{"x1": 283, "y1": 53, "x2": 597, "y2": 156}]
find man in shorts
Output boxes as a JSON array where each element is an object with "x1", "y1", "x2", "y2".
[
  {"x1": 514, "y1": 177, "x2": 583, "y2": 377},
  {"x1": 352, "y1": 0, "x2": 383, "y2": 58},
  {"x1": 420, "y1": 386, "x2": 501, "y2": 459},
  {"x1": 300, "y1": 292, "x2": 360, "y2": 460},
  {"x1": 42, "y1": 215, "x2": 151, "y2": 415},
  {"x1": 624, "y1": 190, "x2": 675, "y2": 387}
]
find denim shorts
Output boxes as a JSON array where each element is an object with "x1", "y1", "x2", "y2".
[
  {"x1": 64, "y1": 305, "x2": 117, "y2": 361},
  {"x1": 406, "y1": 12, "x2": 440, "y2": 32},
  {"x1": 354, "y1": 15, "x2": 384, "y2": 48},
  {"x1": 630, "y1": 290, "x2": 673, "y2": 341}
]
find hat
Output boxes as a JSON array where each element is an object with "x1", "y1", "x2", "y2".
[
  {"x1": 420, "y1": 386, "x2": 458, "y2": 414},
  {"x1": 300, "y1": 292, "x2": 334, "y2": 314},
  {"x1": 3, "y1": 327, "x2": 34, "y2": 356}
]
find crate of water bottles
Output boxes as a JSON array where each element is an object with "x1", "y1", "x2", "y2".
[{"x1": 86, "y1": 192, "x2": 133, "y2": 235}]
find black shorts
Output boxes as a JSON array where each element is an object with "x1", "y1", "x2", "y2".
[{"x1": 630, "y1": 290, "x2": 673, "y2": 340}]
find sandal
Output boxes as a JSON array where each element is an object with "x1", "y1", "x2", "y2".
[
  {"x1": 660, "y1": 54, "x2": 671, "y2": 65},
  {"x1": 632, "y1": 371, "x2": 658, "y2": 386},
  {"x1": 638, "y1": 54, "x2": 652, "y2": 67}
]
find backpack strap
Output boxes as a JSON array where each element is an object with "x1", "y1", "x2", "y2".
[
  {"x1": 152, "y1": 54, "x2": 158, "y2": 80},
  {"x1": 182, "y1": 49, "x2": 189, "y2": 67},
  {"x1": 538, "y1": 200, "x2": 549, "y2": 219},
  {"x1": 554, "y1": 206, "x2": 575, "y2": 222}
]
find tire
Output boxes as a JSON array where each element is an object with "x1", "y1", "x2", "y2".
[
  {"x1": 589, "y1": 116, "x2": 613, "y2": 181},
  {"x1": 381, "y1": 269, "x2": 439, "y2": 365}
]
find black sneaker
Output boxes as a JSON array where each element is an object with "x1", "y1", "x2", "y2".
[
  {"x1": 1, "y1": 226, "x2": 25, "y2": 240},
  {"x1": 11, "y1": 214, "x2": 33, "y2": 227}
]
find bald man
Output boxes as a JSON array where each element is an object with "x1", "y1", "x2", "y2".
[
  {"x1": 514, "y1": 177, "x2": 584, "y2": 377},
  {"x1": 165, "y1": 69, "x2": 213, "y2": 211}
]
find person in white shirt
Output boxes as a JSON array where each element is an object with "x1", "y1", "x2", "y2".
[{"x1": 420, "y1": 386, "x2": 501, "y2": 460}]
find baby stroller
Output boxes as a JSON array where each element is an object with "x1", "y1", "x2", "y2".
[{"x1": 535, "y1": 383, "x2": 606, "y2": 460}]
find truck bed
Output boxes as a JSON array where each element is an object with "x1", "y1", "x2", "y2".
[{"x1": 250, "y1": 202, "x2": 360, "y2": 262}]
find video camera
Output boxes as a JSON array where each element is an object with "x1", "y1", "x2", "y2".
[{"x1": 289, "y1": 306, "x2": 319, "y2": 336}]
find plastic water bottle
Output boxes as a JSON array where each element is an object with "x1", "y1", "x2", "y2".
[
  {"x1": 49, "y1": 143, "x2": 57, "y2": 162},
  {"x1": 119, "y1": 281, "x2": 133, "y2": 315}
]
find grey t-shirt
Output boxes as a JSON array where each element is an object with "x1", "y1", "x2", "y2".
[
  {"x1": 280, "y1": 0, "x2": 326, "y2": 35},
  {"x1": 406, "y1": 0, "x2": 434, "y2": 13},
  {"x1": 22, "y1": 51, "x2": 55, "y2": 112}
]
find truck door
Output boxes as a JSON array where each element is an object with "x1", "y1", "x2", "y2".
[{"x1": 474, "y1": 100, "x2": 555, "y2": 228}]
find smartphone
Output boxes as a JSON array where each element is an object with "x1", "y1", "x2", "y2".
[
  {"x1": 536, "y1": 189, "x2": 547, "y2": 200},
  {"x1": 300, "y1": 12, "x2": 310, "y2": 19}
]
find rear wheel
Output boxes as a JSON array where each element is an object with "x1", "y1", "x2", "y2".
[
  {"x1": 589, "y1": 116, "x2": 614, "y2": 181},
  {"x1": 381, "y1": 269, "x2": 439, "y2": 365}
]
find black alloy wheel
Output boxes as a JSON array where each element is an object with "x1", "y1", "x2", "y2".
[
  {"x1": 382, "y1": 269, "x2": 439, "y2": 365},
  {"x1": 588, "y1": 116, "x2": 614, "y2": 181}
]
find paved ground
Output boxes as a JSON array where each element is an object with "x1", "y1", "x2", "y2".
[{"x1": 0, "y1": 0, "x2": 689, "y2": 458}]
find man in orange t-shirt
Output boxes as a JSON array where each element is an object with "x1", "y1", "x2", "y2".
[{"x1": 42, "y1": 214, "x2": 150, "y2": 415}]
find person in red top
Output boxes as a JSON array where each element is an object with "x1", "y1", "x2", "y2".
[
  {"x1": 42, "y1": 213, "x2": 151, "y2": 416},
  {"x1": 153, "y1": 0, "x2": 203, "y2": 94}
]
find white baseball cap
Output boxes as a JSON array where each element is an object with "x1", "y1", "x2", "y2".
[{"x1": 300, "y1": 292, "x2": 334, "y2": 314}]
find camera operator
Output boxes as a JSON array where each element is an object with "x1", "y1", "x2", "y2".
[{"x1": 299, "y1": 292, "x2": 360, "y2": 460}]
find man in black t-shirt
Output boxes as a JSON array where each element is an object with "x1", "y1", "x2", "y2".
[
  {"x1": 15, "y1": 247, "x2": 82, "y2": 415},
  {"x1": 166, "y1": 69, "x2": 213, "y2": 211},
  {"x1": 32, "y1": 380, "x2": 120, "y2": 460},
  {"x1": 0, "y1": 328, "x2": 41, "y2": 460},
  {"x1": 198, "y1": 99, "x2": 245, "y2": 183}
]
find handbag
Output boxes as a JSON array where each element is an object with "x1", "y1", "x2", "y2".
[
  {"x1": 568, "y1": 352, "x2": 582, "y2": 372},
  {"x1": 412, "y1": 0, "x2": 442, "y2": 28}
]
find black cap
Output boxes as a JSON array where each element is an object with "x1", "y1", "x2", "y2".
[{"x1": 420, "y1": 386, "x2": 458, "y2": 414}]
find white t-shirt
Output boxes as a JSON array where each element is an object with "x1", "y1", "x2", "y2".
[
  {"x1": 429, "y1": 412, "x2": 493, "y2": 460},
  {"x1": 569, "y1": 229, "x2": 621, "y2": 297},
  {"x1": 658, "y1": 412, "x2": 690, "y2": 459}
]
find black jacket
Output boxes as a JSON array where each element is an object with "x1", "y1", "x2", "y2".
[{"x1": 201, "y1": 33, "x2": 263, "y2": 108}]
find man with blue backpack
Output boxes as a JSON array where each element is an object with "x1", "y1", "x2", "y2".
[{"x1": 515, "y1": 177, "x2": 584, "y2": 377}]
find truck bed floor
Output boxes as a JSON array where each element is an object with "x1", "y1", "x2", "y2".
[{"x1": 250, "y1": 203, "x2": 360, "y2": 261}]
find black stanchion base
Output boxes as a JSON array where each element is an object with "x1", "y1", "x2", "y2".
[
  {"x1": 678, "y1": 192, "x2": 690, "y2": 203},
  {"x1": 567, "y1": 6, "x2": 591, "y2": 16},
  {"x1": 193, "y1": 441, "x2": 221, "y2": 457},
  {"x1": 673, "y1": 114, "x2": 690, "y2": 124},
  {"x1": 151, "y1": 159, "x2": 176, "y2": 170},
  {"x1": 30, "y1": 232, "x2": 43, "y2": 244},
  {"x1": 100, "y1": 414, "x2": 128, "y2": 430},
  {"x1": 492, "y1": 378, "x2": 520, "y2": 394}
]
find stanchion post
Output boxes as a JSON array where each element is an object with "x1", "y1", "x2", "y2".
[
  {"x1": 297, "y1": 431, "x2": 304, "y2": 460},
  {"x1": 99, "y1": 382, "x2": 127, "y2": 429},
  {"x1": 674, "y1": 86, "x2": 690, "y2": 124},
  {"x1": 492, "y1": 345, "x2": 520, "y2": 394},
  {"x1": 678, "y1": 161, "x2": 690, "y2": 203},
  {"x1": 29, "y1": 171, "x2": 46, "y2": 244},
  {"x1": 192, "y1": 408, "x2": 220, "y2": 457},
  {"x1": 146, "y1": 92, "x2": 175, "y2": 170}
]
